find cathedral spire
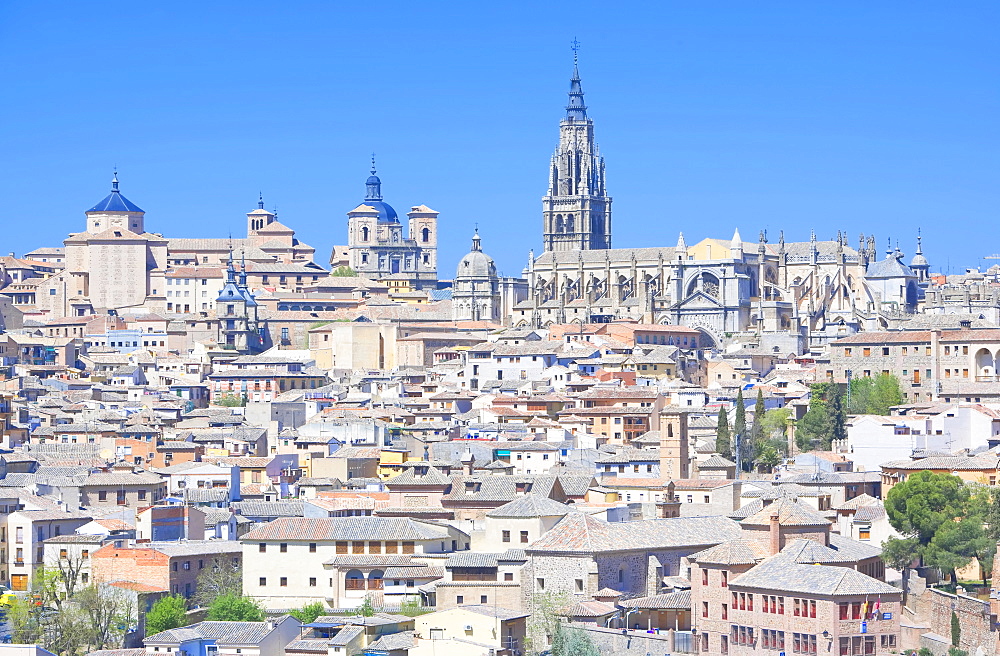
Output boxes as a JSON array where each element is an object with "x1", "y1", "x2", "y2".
[
  {"x1": 565, "y1": 39, "x2": 587, "y2": 121},
  {"x1": 365, "y1": 155, "x2": 383, "y2": 202}
]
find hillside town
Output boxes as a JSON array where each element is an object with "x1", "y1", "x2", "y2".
[{"x1": 2, "y1": 34, "x2": 1000, "y2": 656}]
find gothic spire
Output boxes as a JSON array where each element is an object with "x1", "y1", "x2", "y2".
[{"x1": 565, "y1": 39, "x2": 588, "y2": 122}]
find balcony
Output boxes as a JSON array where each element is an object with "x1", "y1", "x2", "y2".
[{"x1": 345, "y1": 579, "x2": 366, "y2": 591}]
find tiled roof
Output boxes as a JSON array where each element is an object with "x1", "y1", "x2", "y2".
[
  {"x1": 564, "y1": 600, "x2": 616, "y2": 618},
  {"x1": 456, "y1": 605, "x2": 531, "y2": 621},
  {"x1": 485, "y1": 494, "x2": 572, "y2": 519},
  {"x1": 231, "y1": 501, "x2": 304, "y2": 518},
  {"x1": 324, "y1": 555, "x2": 415, "y2": 567},
  {"x1": 382, "y1": 565, "x2": 444, "y2": 579},
  {"x1": 619, "y1": 589, "x2": 692, "y2": 610},
  {"x1": 241, "y1": 516, "x2": 450, "y2": 542},
  {"x1": 145, "y1": 620, "x2": 277, "y2": 645},
  {"x1": 692, "y1": 539, "x2": 771, "y2": 566},
  {"x1": 528, "y1": 514, "x2": 741, "y2": 554},
  {"x1": 700, "y1": 455, "x2": 737, "y2": 468},
  {"x1": 731, "y1": 553, "x2": 901, "y2": 597},
  {"x1": 364, "y1": 630, "x2": 416, "y2": 651},
  {"x1": 741, "y1": 499, "x2": 831, "y2": 528}
]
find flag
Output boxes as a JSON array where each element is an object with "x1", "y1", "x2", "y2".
[{"x1": 861, "y1": 599, "x2": 868, "y2": 619}]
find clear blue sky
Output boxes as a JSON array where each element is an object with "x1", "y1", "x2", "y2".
[{"x1": 1, "y1": 2, "x2": 998, "y2": 278}]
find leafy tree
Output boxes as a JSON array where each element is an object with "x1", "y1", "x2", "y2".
[
  {"x1": 751, "y1": 389, "x2": 765, "y2": 441},
  {"x1": 526, "y1": 592, "x2": 572, "y2": 654},
  {"x1": 331, "y1": 266, "x2": 357, "y2": 277},
  {"x1": 951, "y1": 610, "x2": 961, "y2": 647},
  {"x1": 759, "y1": 407, "x2": 791, "y2": 440},
  {"x1": 715, "y1": 408, "x2": 731, "y2": 459},
  {"x1": 827, "y1": 383, "x2": 847, "y2": 444},
  {"x1": 917, "y1": 649, "x2": 934, "y2": 656},
  {"x1": 289, "y1": 601, "x2": 325, "y2": 624},
  {"x1": 885, "y1": 471, "x2": 987, "y2": 582},
  {"x1": 848, "y1": 374, "x2": 903, "y2": 415},
  {"x1": 206, "y1": 594, "x2": 264, "y2": 622},
  {"x1": 848, "y1": 376, "x2": 873, "y2": 414},
  {"x1": 397, "y1": 598, "x2": 428, "y2": 617},
  {"x1": 756, "y1": 443, "x2": 782, "y2": 471},
  {"x1": 796, "y1": 394, "x2": 830, "y2": 452},
  {"x1": 214, "y1": 393, "x2": 245, "y2": 408},
  {"x1": 8, "y1": 597, "x2": 43, "y2": 645},
  {"x1": 949, "y1": 648, "x2": 969, "y2": 656},
  {"x1": 194, "y1": 559, "x2": 243, "y2": 607},
  {"x1": 75, "y1": 585, "x2": 136, "y2": 651},
  {"x1": 733, "y1": 390, "x2": 746, "y2": 441},
  {"x1": 870, "y1": 373, "x2": 904, "y2": 415},
  {"x1": 881, "y1": 537, "x2": 920, "y2": 571},
  {"x1": 146, "y1": 595, "x2": 189, "y2": 636},
  {"x1": 552, "y1": 622, "x2": 600, "y2": 656},
  {"x1": 357, "y1": 596, "x2": 376, "y2": 617}
]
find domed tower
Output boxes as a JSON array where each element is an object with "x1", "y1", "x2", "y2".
[
  {"x1": 85, "y1": 171, "x2": 145, "y2": 234},
  {"x1": 910, "y1": 231, "x2": 930, "y2": 283},
  {"x1": 452, "y1": 230, "x2": 500, "y2": 322}
]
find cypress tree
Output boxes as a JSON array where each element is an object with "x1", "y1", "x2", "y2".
[{"x1": 716, "y1": 408, "x2": 731, "y2": 459}]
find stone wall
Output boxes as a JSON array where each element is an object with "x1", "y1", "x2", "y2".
[{"x1": 912, "y1": 586, "x2": 997, "y2": 656}]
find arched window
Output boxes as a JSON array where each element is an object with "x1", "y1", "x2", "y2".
[
  {"x1": 361, "y1": 226, "x2": 369, "y2": 242},
  {"x1": 555, "y1": 215, "x2": 564, "y2": 233},
  {"x1": 566, "y1": 214, "x2": 574, "y2": 232},
  {"x1": 421, "y1": 227, "x2": 430, "y2": 242}
]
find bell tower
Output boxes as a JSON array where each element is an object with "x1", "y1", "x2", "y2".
[{"x1": 542, "y1": 41, "x2": 612, "y2": 252}]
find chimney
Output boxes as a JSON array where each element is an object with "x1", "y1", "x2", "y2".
[{"x1": 769, "y1": 511, "x2": 781, "y2": 556}]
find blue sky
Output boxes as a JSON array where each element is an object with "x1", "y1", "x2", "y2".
[{"x1": 1, "y1": 2, "x2": 997, "y2": 278}]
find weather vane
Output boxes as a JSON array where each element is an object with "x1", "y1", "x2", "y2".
[{"x1": 571, "y1": 37, "x2": 581, "y2": 62}]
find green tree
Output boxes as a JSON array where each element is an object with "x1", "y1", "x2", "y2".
[
  {"x1": 870, "y1": 374, "x2": 904, "y2": 415},
  {"x1": 397, "y1": 598, "x2": 428, "y2": 617},
  {"x1": 733, "y1": 390, "x2": 747, "y2": 466},
  {"x1": 827, "y1": 383, "x2": 847, "y2": 444},
  {"x1": 289, "y1": 602, "x2": 325, "y2": 624},
  {"x1": 357, "y1": 596, "x2": 376, "y2": 617},
  {"x1": 756, "y1": 443, "x2": 782, "y2": 471},
  {"x1": 885, "y1": 470, "x2": 987, "y2": 582},
  {"x1": 206, "y1": 594, "x2": 265, "y2": 622},
  {"x1": 847, "y1": 376, "x2": 873, "y2": 414},
  {"x1": 214, "y1": 393, "x2": 245, "y2": 408},
  {"x1": 552, "y1": 622, "x2": 601, "y2": 656},
  {"x1": 715, "y1": 408, "x2": 731, "y2": 459},
  {"x1": 75, "y1": 585, "x2": 136, "y2": 651},
  {"x1": 751, "y1": 389, "x2": 765, "y2": 442},
  {"x1": 194, "y1": 559, "x2": 243, "y2": 607},
  {"x1": 949, "y1": 648, "x2": 969, "y2": 656},
  {"x1": 796, "y1": 396, "x2": 830, "y2": 452},
  {"x1": 759, "y1": 407, "x2": 791, "y2": 440},
  {"x1": 733, "y1": 390, "x2": 746, "y2": 439},
  {"x1": 8, "y1": 597, "x2": 43, "y2": 645},
  {"x1": 526, "y1": 592, "x2": 572, "y2": 654},
  {"x1": 331, "y1": 266, "x2": 357, "y2": 277},
  {"x1": 951, "y1": 610, "x2": 961, "y2": 647},
  {"x1": 146, "y1": 595, "x2": 189, "y2": 636}
]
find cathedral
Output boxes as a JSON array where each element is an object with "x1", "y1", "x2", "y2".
[
  {"x1": 341, "y1": 162, "x2": 439, "y2": 290},
  {"x1": 517, "y1": 55, "x2": 930, "y2": 346}
]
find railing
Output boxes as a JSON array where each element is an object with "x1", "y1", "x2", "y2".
[{"x1": 345, "y1": 579, "x2": 366, "y2": 591}]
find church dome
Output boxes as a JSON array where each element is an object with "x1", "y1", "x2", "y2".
[
  {"x1": 911, "y1": 253, "x2": 928, "y2": 267},
  {"x1": 456, "y1": 231, "x2": 497, "y2": 279},
  {"x1": 87, "y1": 173, "x2": 144, "y2": 213}
]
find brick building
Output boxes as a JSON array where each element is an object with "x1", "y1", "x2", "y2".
[
  {"x1": 91, "y1": 540, "x2": 241, "y2": 598},
  {"x1": 690, "y1": 498, "x2": 899, "y2": 655}
]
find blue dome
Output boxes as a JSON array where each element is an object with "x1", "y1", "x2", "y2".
[
  {"x1": 88, "y1": 175, "x2": 144, "y2": 213},
  {"x1": 367, "y1": 174, "x2": 381, "y2": 185},
  {"x1": 367, "y1": 200, "x2": 398, "y2": 223}
]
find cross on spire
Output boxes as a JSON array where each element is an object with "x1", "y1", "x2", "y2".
[{"x1": 571, "y1": 37, "x2": 581, "y2": 63}]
